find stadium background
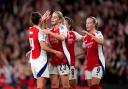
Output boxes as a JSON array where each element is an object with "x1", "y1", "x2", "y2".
[{"x1": 0, "y1": 0, "x2": 128, "y2": 89}]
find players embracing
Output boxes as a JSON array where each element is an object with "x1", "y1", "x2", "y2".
[
  {"x1": 27, "y1": 10, "x2": 105, "y2": 89},
  {"x1": 27, "y1": 11, "x2": 62, "y2": 89},
  {"x1": 42, "y1": 11, "x2": 71, "y2": 89}
]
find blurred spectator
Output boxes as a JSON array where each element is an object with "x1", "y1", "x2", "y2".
[{"x1": 0, "y1": 0, "x2": 128, "y2": 88}]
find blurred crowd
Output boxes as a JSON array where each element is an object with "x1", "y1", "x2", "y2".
[{"x1": 0, "y1": 0, "x2": 128, "y2": 88}]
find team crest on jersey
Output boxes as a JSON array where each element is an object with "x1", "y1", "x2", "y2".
[{"x1": 60, "y1": 25, "x2": 64, "y2": 30}]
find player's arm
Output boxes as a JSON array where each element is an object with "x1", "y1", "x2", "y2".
[
  {"x1": 39, "y1": 10, "x2": 50, "y2": 29},
  {"x1": 41, "y1": 10, "x2": 51, "y2": 29},
  {"x1": 38, "y1": 30, "x2": 62, "y2": 58},
  {"x1": 94, "y1": 35, "x2": 104, "y2": 44},
  {"x1": 40, "y1": 41, "x2": 62, "y2": 58},
  {"x1": 26, "y1": 50, "x2": 31, "y2": 59},
  {"x1": 40, "y1": 41, "x2": 57, "y2": 53},
  {"x1": 82, "y1": 30, "x2": 104, "y2": 44},
  {"x1": 73, "y1": 31, "x2": 84, "y2": 41},
  {"x1": 46, "y1": 31, "x2": 66, "y2": 41},
  {"x1": 42, "y1": 25, "x2": 68, "y2": 41},
  {"x1": 40, "y1": 17, "x2": 48, "y2": 29}
]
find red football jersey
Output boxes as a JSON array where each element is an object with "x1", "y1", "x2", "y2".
[
  {"x1": 28, "y1": 25, "x2": 46, "y2": 59},
  {"x1": 66, "y1": 31, "x2": 82, "y2": 66},
  {"x1": 82, "y1": 31, "x2": 105, "y2": 71},
  {"x1": 47, "y1": 25, "x2": 70, "y2": 65}
]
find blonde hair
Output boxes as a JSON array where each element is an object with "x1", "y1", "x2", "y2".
[
  {"x1": 88, "y1": 16, "x2": 98, "y2": 27},
  {"x1": 54, "y1": 11, "x2": 64, "y2": 23}
]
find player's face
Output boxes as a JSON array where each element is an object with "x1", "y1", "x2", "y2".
[
  {"x1": 86, "y1": 18, "x2": 95, "y2": 32},
  {"x1": 51, "y1": 12, "x2": 59, "y2": 25}
]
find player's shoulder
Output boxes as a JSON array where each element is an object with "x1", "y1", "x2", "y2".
[
  {"x1": 69, "y1": 31, "x2": 74, "y2": 33},
  {"x1": 68, "y1": 31, "x2": 75, "y2": 36},
  {"x1": 28, "y1": 26, "x2": 33, "y2": 31},
  {"x1": 35, "y1": 25, "x2": 41, "y2": 31},
  {"x1": 69, "y1": 31, "x2": 77, "y2": 35},
  {"x1": 71, "y1": 31, "x2": 79, "y2": 34},
  {"x1": 29, "y1": 25, "x2": 40, "y2": 31},
  {"x1": 70, "y1": 31, "x2": 75, "y2": 33},
  {"x1": 96, "y1": 31, "x2": 101, "y2": 34},
  {"x1": 28, "y1": 26, "x2": 34, "y2": 34},
  {"x1": 95, "y1": 31, "x2": 102, "y2": 35},
  {"x1": 59, "y1": 24, "x2": 66, "y2": 30}
]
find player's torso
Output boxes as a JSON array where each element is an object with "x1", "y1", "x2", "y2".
[
  {"x1": 66, "y1": 31, "x2": 76, "y2": 66},
  {"x1": 28, "y1": 26, "x2": 46, "y2": 59},
  {"x1": 48, "y1": 28, "x2": 62, "y2": 49},
  {"x1": 83, "y1": 34, "x2": 98, "y2": 56},
  {"x1": 48, "y1": 28, "x2": 67, "y2": 65},
  {"x1": 83, "y1": 33, "x2": 99, "y2": 69}
]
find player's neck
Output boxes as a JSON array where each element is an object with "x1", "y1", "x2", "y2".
[
  {"x1": 89, "y1": 28, "x2": 96, "y2": 34},
  {"x1": 53, "y1": 23, "x2": 61, "y2": 29}
]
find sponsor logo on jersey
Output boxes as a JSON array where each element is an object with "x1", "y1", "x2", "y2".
[{"x1": 29, "y1": 31, "x2": 33, "y2": 34}]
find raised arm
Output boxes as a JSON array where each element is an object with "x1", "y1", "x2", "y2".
[
  {"x1": 42, "y1": 25, "x2": 68, "y2": 41},
  {"x1": 82, "y1": 30, "x2": 104, "y2": 44},
  {"x1": 73, "y1": 31, "x2": 83, "y2": 41},
  {"x1": 38, "y1": 30, "x2": 62, "y2": 58},
  {"x1": 40, "y1": 10, "x2": 51, "y2": 29}
]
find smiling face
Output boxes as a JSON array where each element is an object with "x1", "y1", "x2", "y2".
[
  {"x1": 86, "y1": 17, "x2": 96, "y2": 32},
  {"x1": 51, "y1": 11, "x2": 63, "y2": 25},
  {"x1": 51, "y1": 12, "x2": 59, "y2": 25}
]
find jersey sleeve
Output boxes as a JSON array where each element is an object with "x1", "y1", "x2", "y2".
[
  {"x1": 73, "y1": 31, "x2": 83, "y2": 41},
  {"x1": 59, "y1": 25, "x2": 68, "y2": 37},
  {"x1": 95, "y1": 31, "x2": 104, "y2": 40},
  {"x1": 38, "y1": 30, "x2": 46, "y2": 42}
]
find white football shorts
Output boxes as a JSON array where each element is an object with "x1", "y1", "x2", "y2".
[
  {"x1": 85, "y1": 66, "x2": 103, "y2": 80},
  {"x1": 49, "y1": 63, "x2": 69, "y2": 75},
  {"x1": 29, "y1": 54, "x2": 49, "y2": 79}
]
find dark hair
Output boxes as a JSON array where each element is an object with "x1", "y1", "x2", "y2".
[
  {"x1": 64, "y1": 16, "x2": 74, "y2": 31},
  {"x1": 31, "y1": 12, "x2": 41, "y2": 25}
]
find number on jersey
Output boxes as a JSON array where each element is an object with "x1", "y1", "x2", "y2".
[{"x1": 29, "y1": 38, "x2": 34, "y2": 50}]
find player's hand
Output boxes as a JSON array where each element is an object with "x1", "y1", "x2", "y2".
[
  {"x1": 41, "y1": 30, "x2": 50, "y2": 34},
  {"x1": 43, "y1": 10, "x2": 51, "y2": 20},
  {"x1": 55, "y1": 51, "x2": 63, "y2": 59},
  {"x1": 26, "y1": 51, "x2": 31, "y2": 60},
  {"x1": 82, "y1": 30, "x2": 96, "y2": 40},
  {"x1": 40, "y1": 10, "x2": 51, "y2": 22},
  {"x1": 45, "y1": 10, "x2": 51, "y2": 20},
  {"x1": 81, "y1": 30, "x2": 90, "y2": 36}
]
